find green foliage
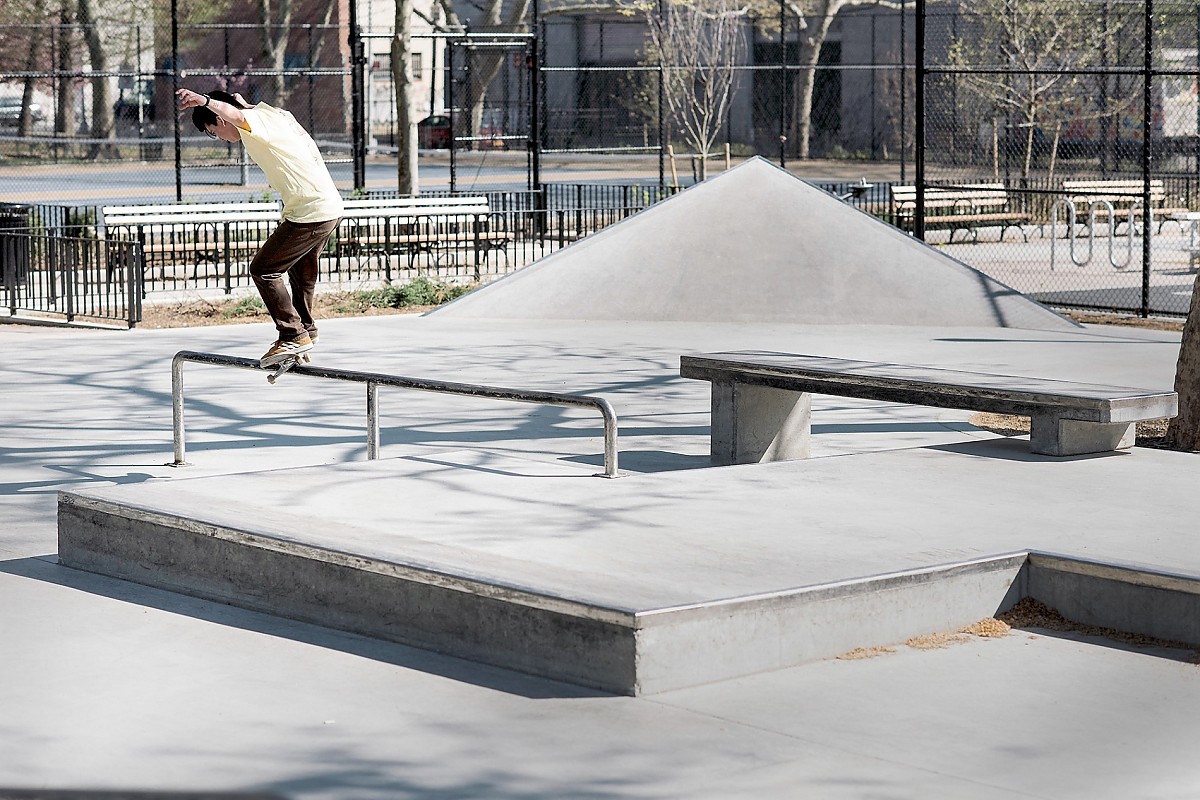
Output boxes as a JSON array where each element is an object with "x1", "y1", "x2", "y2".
[
  {"x1": 325, "y1": 279, "x2": 474, "y2": 314},
  {"x1": 823, "y1": 144, "x2": 873, "y2": 161},
  {"x1": 223, "y1": 296, "x2": 267, "y2": 318},
  {"x1": 361, "y1": 277, "x2": 474, "y2": 308}
]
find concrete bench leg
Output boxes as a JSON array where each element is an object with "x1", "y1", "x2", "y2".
[
  {"x1": 1029, "y1": 413, "x2": 1136, "y2": 456},
  {"x1": 710, "y1": 382, "x2": 812, "y2": 465}
]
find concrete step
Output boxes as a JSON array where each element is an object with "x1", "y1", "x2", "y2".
[{"x1": 56, "y1": 456, "x2": 1200, "y2": 695}]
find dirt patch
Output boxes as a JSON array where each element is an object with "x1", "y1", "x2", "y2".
[
  {"x1": 837, "y1": 617, "x2": 1011, "y2": 659},
  {"x1": 138, "y1": 293, "x2": 436, "y2": 330},
  {"x1": 836, "y1": 646, "x2": 897, "y2": 660},
  {"x1": 903, "y1": 619, "x2": 1010, "y2": 649},
  {"x1": 1062, "y1": 310, "x2": 1184, "y2": 331},
  {"x1": 904, "y1": 631, "x2": 970, "y2": 650},
  {"x1": 968, "y1": 412, "x2": 1173, "y2": 450},
  {"x1": 959, "y1": 617, "x2": 1011, "y2": 638},
  {"x1": 1000, "y1": 597, "x2": 1199, "y2": 661}
]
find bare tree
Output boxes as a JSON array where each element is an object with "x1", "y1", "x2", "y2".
[
  {"x1": 646, "y1": 0, "x2": 746, "y2": 178},
  {"x1": 947, "y1": 0, "x2": 1133, "y2": 178},
  {"x1": 393, "y1": 0, "x2": 418, "y2": 194},
  {"x1": 255, "y1": 0, "x2": 338, "y2": 105},
  {"x1": 1168, "y1": 292, "x2": 1200, "y2": 451},
  {"x1": 256, "y1": 0, "x2": 293, "y2": 104},
  {"x1": 744, "y1": 0, "x2": 901, "y2": 159},
  {"x1": 55, "y1": 1, "x2": 77, "y2": 141},
  {"x1": 76, "y1": 0, "x2": 120, "y2": 157}
]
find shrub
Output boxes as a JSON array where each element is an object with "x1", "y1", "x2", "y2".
[{"x1": 223, "y1": 296, "x2": 266, "y2": 318}]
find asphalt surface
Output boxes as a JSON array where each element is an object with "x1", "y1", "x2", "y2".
[{"x1": 2, "y1": 314, "x2": 1198, "y2": 799}]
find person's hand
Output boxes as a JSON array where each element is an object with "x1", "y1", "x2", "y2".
[
  {"x1": 230, "y1": 92, "x2": 250, "y2": 108},
  {"x1": 176, "y1": 88, "x2": 208, "y2": 110}
]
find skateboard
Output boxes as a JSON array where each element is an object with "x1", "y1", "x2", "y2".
[{"x1": 264, "y1": 352, "x2": 311, "y2": 384}]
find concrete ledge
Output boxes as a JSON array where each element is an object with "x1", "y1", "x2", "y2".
[
  {"x1": 58, "y1": 493, "x2": 638, "y2": 693},
  {"x1": 57, "y1": 489, "x2": 1200, "y2": 695},
  {"x1": 681, "y1": 351, "x2": 1177, "y2": 462}
]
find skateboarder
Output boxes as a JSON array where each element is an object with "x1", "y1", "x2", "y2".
[{"x1": 177, "y1": 88, "x2": 344, "y2": 368}]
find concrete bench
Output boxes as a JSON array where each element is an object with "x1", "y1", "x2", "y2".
[
  {"x1": 337, "y1": 196, "x2": 510, "y2": 269},
  {"x1": 891, "y1": 183, "x2": 1031, "y2": 243},
  {"x1": 680, "y1": 352, "x2": 1178, "y2": 464}
]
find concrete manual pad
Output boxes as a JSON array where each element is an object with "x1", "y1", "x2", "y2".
[
  {"x1": 4, "y1": 316, "x2": 1198, "y2": 797},
  {"x1": 58, "y1": 430, "x2": 1200, "y2": 694}
]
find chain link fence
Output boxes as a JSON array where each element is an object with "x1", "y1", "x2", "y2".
[
  {"x1": 5, "y1": 3, "x2": 1200, "y2": 325},
  {"x1": 919, "y1": 0, "x2": 1200, "y2": 318}
]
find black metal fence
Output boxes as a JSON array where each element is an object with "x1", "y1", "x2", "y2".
[
  {"x1": 1, "y1": 204, "x2": 142, "y2": 327},
  {"x1": 0, "y1": 183, "x2": 684, "y2": 324},
  {"x1": 5, "y1": 2, "x2": 1200, "y2": 322}
]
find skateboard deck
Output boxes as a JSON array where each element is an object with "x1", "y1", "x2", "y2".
[{"x1": 264, "y1": 352, "x2": 311, "y2": 384}]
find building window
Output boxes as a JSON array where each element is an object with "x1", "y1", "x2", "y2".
[{"x1": 411, "y1": 53, "x2": 423, "y2": 80}]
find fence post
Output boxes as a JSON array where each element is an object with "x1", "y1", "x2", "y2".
[
  {"x1": 914, "y1": 0, "x2": 926, "y2": 241},
  {"x1": 1141, "y1": 0, "x2": 1153, "y2": 319},
  {"x1": 349, "y1": 1, "x2": 367, "y2": 192},
  {"x1": 171, "y1": 0, "x2": 182, "y2": 202}
]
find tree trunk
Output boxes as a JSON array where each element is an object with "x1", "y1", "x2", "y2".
[
  {"x1": 392, "y1": 0, "x2": 418, "y2": 196},
  {"x1": 55, "y1": 5, "x2": 77, "y2": 143},
  {"x1": 465, "y1": 49, "x2": 505, "y2": 148},
  {"x1": 19, "y1": 28, "x2": 43, "y2": 138},
  {"x1": 457, "y1": 0, "x2": 529, "y2": 145},
  {"x1": 794, "y1": 0, "x2": 840, "y2": 160},
  {"x1": 1166, "y1": 278, "x2": 1200, "y2": 451},
  {"x1": 78, "y1": 0, "x2": 118, "y2": 158},
  {"x1": 258, "y1": 0, "x2": 292, "y2": 104}
]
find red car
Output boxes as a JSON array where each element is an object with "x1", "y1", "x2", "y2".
[
  {"x1": 417, "y1": 115, "x2": 451, "y2": 149},
  {"x1": 417, "y1": 114, "x2": 508, "y2": 150}
]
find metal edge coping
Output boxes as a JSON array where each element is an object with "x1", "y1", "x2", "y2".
[{"x1": 58, "y1": 490, "x2": 641, "y2": 627}]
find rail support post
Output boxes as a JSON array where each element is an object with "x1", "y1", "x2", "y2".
[
  {"x1": 367, "y1": 381, "x2": 380, "y2": 460},
  {"x1": 169, "y1": 352, "x2": 190, "y2": 467}
]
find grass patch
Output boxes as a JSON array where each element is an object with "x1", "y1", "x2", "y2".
[{"x1": 140, "y1": 278, "x2": 476, "y2": 329}]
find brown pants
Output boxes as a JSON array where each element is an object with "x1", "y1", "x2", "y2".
[{"x1": 249, "y1": 218, "x2": 340, "y2": 341}]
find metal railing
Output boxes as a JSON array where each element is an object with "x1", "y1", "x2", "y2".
[
  {"x1": 170, "y1": 350, "x2": 621, "y2": 478},
  {"x1": 1, "y1": 225, "x2": 143, "y2": 327}
]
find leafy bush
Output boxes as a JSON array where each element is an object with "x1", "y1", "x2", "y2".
[
  {"x1": 223, "y1": 296, "x2": 267, "y2": 318},
  {"x1": 362, "y1": 278, "x2": 473, "y2": 309}
]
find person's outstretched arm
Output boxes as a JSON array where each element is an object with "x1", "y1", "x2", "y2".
[{"x1": 176, "y1": 88, "x2": 249, "y2": 129}]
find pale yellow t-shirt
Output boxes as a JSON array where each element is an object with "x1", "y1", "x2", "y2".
[{"x1": 238, "y1": 103, "x2": 344, "y2": 223}]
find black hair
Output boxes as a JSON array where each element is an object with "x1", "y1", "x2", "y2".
[{"x1": 190, "y1": 89, "x2": 251, "y2": 133}]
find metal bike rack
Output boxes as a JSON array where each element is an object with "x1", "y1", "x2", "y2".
[
  {"x1": 1050, "y1": 198, "x2": 1136, "y2": 271},
  {"x1": 170, "y1": 350, "x2": 621, "y2": 478}
]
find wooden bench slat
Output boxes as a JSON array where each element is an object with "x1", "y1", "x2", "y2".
[
  {"x1": 889, "y1": 184, "x2": 1029, "y2": 243},
  {"x1": 340, "y1": 205, "x2": 492, "y2": 220},
  {"x1": 100, "y1": 199, "x2": 509, "y2": 276}
]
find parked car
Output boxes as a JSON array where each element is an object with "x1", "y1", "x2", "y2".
[
  {"x1": 0, "y1": 101, "x2": 45, "y2": 127},
  {"x1": 417, "y1": 113, "x2": 508, "y2": 150},
  {"x1": 114, "y1": 89, "x2": 155, "y2": 122},
  {"x1": 417, "y1": 115, "x2": 451, "y2": 149}
]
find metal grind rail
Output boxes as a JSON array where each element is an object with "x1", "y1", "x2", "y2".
[{"x1": 170, "y1": 350, "x2": 620, "y2": 478}]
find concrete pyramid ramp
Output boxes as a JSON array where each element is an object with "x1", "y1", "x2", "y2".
[{"x1": 435, "y1": 157, "x2": 1074, "y2": 329}]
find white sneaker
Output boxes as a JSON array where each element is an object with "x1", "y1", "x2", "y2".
[{"x1": 259, "y1": 335, "x2": 314, "y2": 368}]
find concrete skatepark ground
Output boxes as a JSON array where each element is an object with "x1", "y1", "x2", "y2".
[{"x1": 3, "y1": 160, "x2": 1200, "y2": 798}]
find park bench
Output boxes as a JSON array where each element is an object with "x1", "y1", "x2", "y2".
[
  {"x1": 102, "y1": 201, "x2": 282, "y2": 280},
  {"x1": 890, "y1": 183, "x2": 1031, "y2": 243},
  {"x1": 679, "y1": 351, "x2": 1177, "y2": 465},
  {"x1": 336, "y1": 196, "x2": 510, "y2": 270},
  {"x1": 1059, "y1": 179, "x2": 1188, "y2": 236}
]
